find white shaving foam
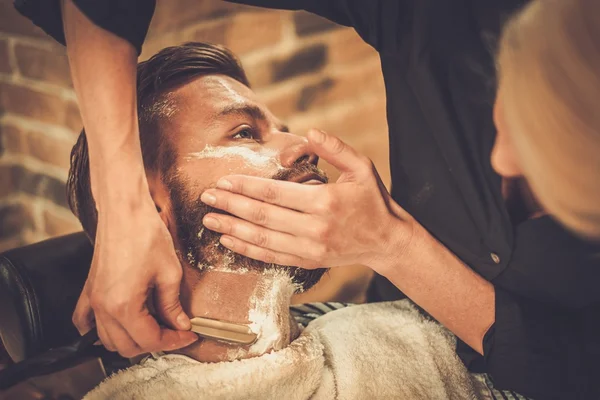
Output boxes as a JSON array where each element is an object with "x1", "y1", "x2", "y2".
[
  {"x1": 186, "y1": 145, "x2": 283, "y2": 170},
  {"x1": 226, "y1": 272, "x2": 298, "y2": 359}
]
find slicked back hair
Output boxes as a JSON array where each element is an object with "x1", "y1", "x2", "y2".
[{"x1": 67, "y1": 42, "x2": 250, "y2": 242}]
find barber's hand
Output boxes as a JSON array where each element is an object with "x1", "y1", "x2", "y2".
[
  {"x1": 73, "y1": 200, "x2": 198, "y2": 358},
  {"x1": 200, "y1": 129, "x2": 415, "y2": 274}
]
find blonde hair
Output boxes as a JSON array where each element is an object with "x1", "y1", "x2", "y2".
[{"x1": 497, "y1": 0, "x2": 600, "y2": 239}]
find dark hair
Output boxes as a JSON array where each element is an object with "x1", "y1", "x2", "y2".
[{"x1": 67, "y1": 42, "x2": 250, "y2": 242}]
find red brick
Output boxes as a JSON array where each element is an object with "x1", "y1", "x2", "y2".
[
  {"x1": 186, "y1": 11, "x2": 284, "y2": 56},
  {"x1": 272, "y1": 44, "x2": 327, "y2": 82},
  {"x1": 0, "y1": 124, "x2": 27, "y2": 156},
  {"x1": 243, "y1": 56, "x2": 275, "y2": 89},
  {"x1": 65, "y1": 101, "x2": 83, "y2": 132},
  {"x1": 0, "y1": 202, "x2": 35, "y2": 239},
  {"x1": 262, "y1": 89, "x2": 301, "y2": 120},
  {"x1": 14, "y1": 43, "x2": 72, "y2": 88},
  {"x1": 43, "y1": 207, "x2": 81, "y2": 237},
  {"x1": 0, "y1": 123, "x2": 74, "y2": 169},
  {"x1": 298, "y1": 62, "x2": 385, "y2": 112},
  {"x1": 0, "y1": 40, "x2": 11, "y2": 74},
  {"x1": 294, "y1": 11, "x2": 340, "y2": 37},
  {"x1": 291, "y1": 94, "x2": 388, "y2": 139},
  {"x1": 263, "y1": 61, "x2": 385, "y2": 121},
  {"x1": 0, "y1": 165, "x2": 15, "y2": 197},
  {"x1": 188, "y1": 20, "x2": 227, "y2": 48},
  {"x1": 0, "y1": 1, "x2": 49, "y2": 40},
  {"x1": 27, "y1": 132, "x2": 75, "y2": 170},
  {"x1": 0, "y1": 82, "x2": 78, "y2": 129},
  {"x1": 4, "y1": 164, "x2": 69, "y2": 208},
  {"x1": 224, "y1": 12, "x2": 283, "y2": 55},
  {"x1": 147, "y1": 0, "x2": 241, "y2": 37},
  {"x1": 245, "y1": 43, "x2": 330, "y2": 89}
]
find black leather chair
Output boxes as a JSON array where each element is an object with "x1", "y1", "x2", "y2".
[
  {"x1": 0, "y1": 233, "x2": 93, "y2": 363},
  {"x1": 0, "y1": 233, "x2": 134, "y2": 396}
]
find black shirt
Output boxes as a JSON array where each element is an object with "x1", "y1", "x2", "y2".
[{"x1": 14, "y1": 1, "x2": 600, "y2": 398}]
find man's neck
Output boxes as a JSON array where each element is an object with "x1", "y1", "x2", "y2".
[{"x1": 174, "y1": 265, "x2": 300, "y2": 363}]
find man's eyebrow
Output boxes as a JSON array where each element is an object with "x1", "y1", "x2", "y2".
[
  {"x1": 214, "y1": 103, "x2": 290, "y2": 132},
  {"x1": 215, "y1": 103, "x2": 267, "y2": 123}
]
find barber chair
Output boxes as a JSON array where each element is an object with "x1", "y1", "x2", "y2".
[{"x1": 0, "y1": 233, "x2": 122, "y2": 399}]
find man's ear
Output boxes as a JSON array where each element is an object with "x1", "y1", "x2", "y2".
[{"x1": 147, "y1": 174, "x2": 172, "y2": 229}]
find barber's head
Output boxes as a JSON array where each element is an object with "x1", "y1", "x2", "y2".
[
  {"x1": 68, "y1": 42, "x2": 327, "y2": 291},
  {"x1": 492, "y1": 0, "x2": 600, "y2": 239}
]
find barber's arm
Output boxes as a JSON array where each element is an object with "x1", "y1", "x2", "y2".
[
  {"x1": 14, "y1": 0, "x2": 198, "y2": 357},
  {"x1": 200, "y1": 129, "x2": 495, "y2": 354}
]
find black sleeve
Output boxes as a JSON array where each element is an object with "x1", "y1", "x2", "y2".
[
  {"x1": 482, "y1": 219, "x2": 600, "y2": 400},
  {"x1": 225, "y1": 0, "x2": 408, "y2": 51},
  {"x1": 13, "y1": 0, "x2": 155, "y2": 55},
  {"x1": 484, "y1": 290, "x2": 600, "y2": 400}
]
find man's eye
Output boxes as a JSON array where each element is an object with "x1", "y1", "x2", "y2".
[{"x1": 233, "y1": 128, "x2": 256, "y2": 140}]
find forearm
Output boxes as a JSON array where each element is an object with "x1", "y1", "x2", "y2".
[
  {"x1": 62, "y1": 0, "x2": 147, "y2": 205},
  {"x1": 378, "y1": 220, "x2": 495, "y2": 354}
]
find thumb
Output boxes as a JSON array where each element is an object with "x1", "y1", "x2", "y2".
[
  {"x1": 73, "y1": 289, "x2": 95, "y2": 335},
  {"x1": 307, "y1": 129, "x2": 365, "y2": 175},
  {"x1": 154, "y1": 272, "x2": 190, "y2": 331}
]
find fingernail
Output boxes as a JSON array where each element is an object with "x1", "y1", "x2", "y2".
[
  {"x1": 177, "y1": 313, "x2": 190, "y2": 330},
  {"x1": 201, "y1": 191, "x2": 217, "y2": 205},
  {"x1": 310, "y1": 129, "x2": 326, "y2": 144},
  {"x1": 186, "y1": 336, "x2": 199, "y2": 345},
  {"x1": 220, "y1": 236, "x2": 234, "y2": 248},
  {"x1": 203, "y1": 216, "x2": 220, "y2": 229},
  {"x1": 216, "y1": 179, "x2": 232, "y2": 190}
]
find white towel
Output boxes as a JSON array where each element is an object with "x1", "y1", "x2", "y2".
[{"x1": 84, "y1": 300, "x2": 483, "y2": 399}]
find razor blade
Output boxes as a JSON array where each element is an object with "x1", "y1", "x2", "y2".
[{"x1": 190, "y1": 317, "x2": 258, "y2": 345}]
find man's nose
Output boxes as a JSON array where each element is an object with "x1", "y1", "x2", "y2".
[{"x1": 276, "y1": 133, "x2": 319, "y2": 168}]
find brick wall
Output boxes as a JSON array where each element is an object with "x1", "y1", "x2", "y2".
[{"x1": 0, "y1": 0, "x2": 389, "y2": 302}]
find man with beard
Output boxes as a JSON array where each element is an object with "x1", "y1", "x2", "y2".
[{"x1": 66, "y1": 42, "x2": 480, "y2": 399}]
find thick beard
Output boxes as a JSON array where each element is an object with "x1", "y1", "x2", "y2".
[{"x1": 168, "y1": 163, "x2": 329, "y2": 293}]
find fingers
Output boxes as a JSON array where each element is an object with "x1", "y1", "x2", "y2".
[
  {"x1": 203, "y1": 213, "x2": 326, "y2": 259},
  {"x1": 201, "y1": 189, "x2": 314, "y2": 231},
  {"x1": 72, "y1": 284, "x2": 95, "y2": 335},
  {"x1": 97, "y1": 314, "x2": 141, "y2": 357},
  {"x1": 219, "y1": 234, "x2": 322, "y2": 269},
  {"x1": 307, "y1": 129, "x2": 369, "y2": 175},
  {"x1": 214, "y1": 176, "x2": 320, "y2": 211},
  {"x1": 94, "y1": 310, "x2": 197, "y2": 357},
  {"x1": 88, "y1": 283, "x2": 197, "y2": 356},
  {"x1": 95, "y1": 318, "x2": 115, "y2": 351},
  {"x1": 119, "y1": 313, "x2": 198, "y2": 354},
  {"x1": 154, "y1": 268, "x2": 190, "y2": 331}
]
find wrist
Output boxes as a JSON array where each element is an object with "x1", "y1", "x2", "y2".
[
  {"x1": 91, "y1": 159, "x2": 151, "y2": 210},
  {"x1": 366, "y1": 216, "x2": 420, "y2": 277}
]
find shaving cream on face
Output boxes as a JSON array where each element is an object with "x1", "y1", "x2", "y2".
[{"x1": 186, "y1": 145, "x2": 284, "y2": 171}]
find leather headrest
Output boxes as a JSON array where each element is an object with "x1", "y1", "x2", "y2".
[{"x1": 0, "y1": 233, "x2": 92, "y2": 362}]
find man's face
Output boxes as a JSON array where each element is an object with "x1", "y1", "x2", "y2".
[{"x1": 151, "y1": 74, "x2": 328, "y2": 291}]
